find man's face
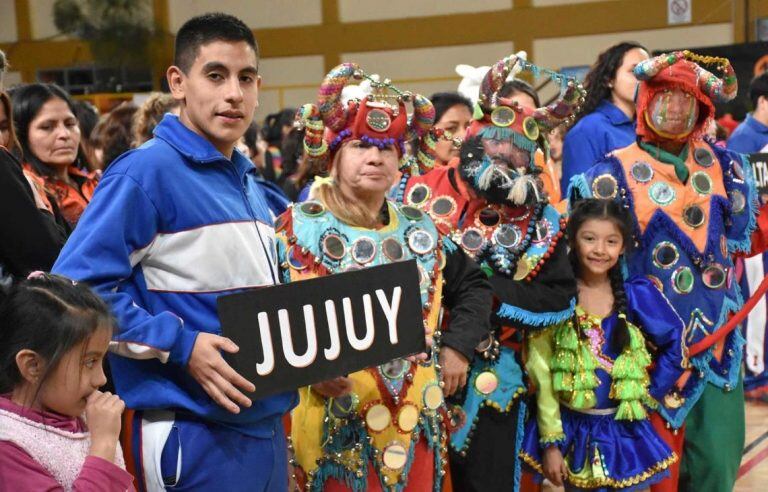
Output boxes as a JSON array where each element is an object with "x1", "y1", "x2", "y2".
[
  {"x1": 481, "y1": 136, "x2": 530, "y2": 171},
  {"x1": 646, "y1": 88, "x2": 699, "y2": 140},
  {"x1": 169, "y1": 40, "x2": 260, "y2": 157}
]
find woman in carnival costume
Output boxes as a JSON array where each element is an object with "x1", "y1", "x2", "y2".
[
  {"x1": 520, "y1": 198, "x2": 685, "y2": 491},
  {"x1": 570, "y1": 50, "x2": 768, "y2": 492},
  {"x1": 278, "y1": 63, "x2": 493, "y2": 491},
  {"x1": 399, "y1": 53, "x2": 584, "y2": 491}
]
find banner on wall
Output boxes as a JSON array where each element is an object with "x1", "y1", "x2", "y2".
[
  {"x1": 750, "y1": 153, "x2": 768, "y2": 206},
  {"x1": 217, "y1": 260, "x2": 426, "y2": 399}
]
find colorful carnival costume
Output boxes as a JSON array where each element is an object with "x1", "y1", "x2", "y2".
[
  {"x1": 281, "y1": 64, "x2": 492, "y2": 492},
  {"x1": 570, "y1": 51, "x2": 768, "y2": 491},
  {"x1": 520, "y1": 277, "x2": 685, "y2": 491},
  {"x1": 398, "y1": 54, "x2": 584, "y2": 491}
]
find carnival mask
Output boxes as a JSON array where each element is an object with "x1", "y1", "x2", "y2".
[
  {"x1": 458, "y1": 136, "x2": 539, "y2": 205},
  {"x1": 645, "y1": 88, "x2": 699, "y2": 140}
]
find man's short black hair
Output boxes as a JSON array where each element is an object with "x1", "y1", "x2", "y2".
[
  {"x1": 749, "y1": 72, "x2": 768, "y2": 108},
  {"x1": 499, "y1": 79, "x2": 540, "y2": 107},
  {"x1": 174, "y1": 13, "x2": 259, "y2": 74}
]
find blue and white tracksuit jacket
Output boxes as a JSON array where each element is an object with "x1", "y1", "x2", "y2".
[{"x1": 53, "y1": 114, "x2": 297, "y2": 438}]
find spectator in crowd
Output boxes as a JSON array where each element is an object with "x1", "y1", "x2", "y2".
[
  {"x1": 499, "y1": 78, "x2": 540, "y2": 107},
  {"x1": 561, "y1": 42, "x2": 649, "y2": 192},
  {"x1": 0, "y1": 52, "x2": 66, "y2": 279},
  {"x1": 727, "y1": 72, "x2": 768, "y2": 153},
  {"x1": 429, "y1": 91, "x2": 473, "y2": 166},
  {"x1": 544, "y1": 124, "x2": 566, "y2": 202},
  {"x1": 0, "y1": 274, "x2": 133, "y2": 491},
  {"x1": 10, "y1": 83, "x2": 98, "y2": 228},
  {"x1": 53, "y1": 13, "x2": 295, "y2": 491},
  {"x1": 72, "y1": 100, "x2": 100, "y2": 171},
  {"x1": 238, "y1": 119, "x2": 267, "y2": 170},
  {"x1": 132, "y1": 92, "x2": 180, "y2": 146},
  {"x1": 276, "y1": 126, "x2": 307, "y2": 201},
  {"x1": 91, "y1": 101, "x2": 138, "y2": 170},
  {"x1": 261, "y1": 107, "x2": 295, "y2": 181}
]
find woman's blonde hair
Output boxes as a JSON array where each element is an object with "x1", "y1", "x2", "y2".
[
  {"x1": 132, "y1": 92, "x2": 179, "y2": 146},
  {"x1": 309, "y1": 144, "x2": 383, "y2": 229}
]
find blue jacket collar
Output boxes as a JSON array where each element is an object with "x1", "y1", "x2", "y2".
[
  {"x1": 153, "y1": 114, "x2": 254, "y2": 169},
  {"x1": 746, "y1": 114, "x2": 768, "y2": 134},
  {"x1": 596, "y1": 99, "x2": 632, "y2": 126}
]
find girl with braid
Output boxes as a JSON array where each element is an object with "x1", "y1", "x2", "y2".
[{"x1": 520, "y1": 199, "x2": 686, "y2": 491}]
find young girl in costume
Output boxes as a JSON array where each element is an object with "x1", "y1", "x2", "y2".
[
  {"x1": 520, "y1": 199, "x2": 685, "y2": 491},
  {"x1": 0, "y1": 273, "x2": 133, "y2": 491}
]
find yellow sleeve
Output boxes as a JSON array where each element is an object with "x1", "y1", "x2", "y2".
[{"x1": 525, "y1": 328, "x2": 565, "y2": 446}]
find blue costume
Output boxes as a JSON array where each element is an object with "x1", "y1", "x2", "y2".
[{"x1": 521, "y1": 278, "x2": 685, "y2": 491}]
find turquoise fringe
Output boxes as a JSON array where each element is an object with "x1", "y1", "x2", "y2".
[{"x1": 497, "y1": 297, "x2": 576, "y2": 327}]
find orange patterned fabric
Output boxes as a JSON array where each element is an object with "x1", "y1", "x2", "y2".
[
  {"x1": 613, "y1": 141, "x2": 726, "y2": 252},
  {"x1": 23, "y1": 164, "x2": 98, "y2": 226}
]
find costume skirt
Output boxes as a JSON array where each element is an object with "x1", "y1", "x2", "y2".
[{"x1": 520, "y1": 406, "x2": 676, "y2": 491}]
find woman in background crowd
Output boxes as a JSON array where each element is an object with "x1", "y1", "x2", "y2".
[
  {"x1": 91, "y1": 101, "x2": 137, "y2": 170},
  {"x1": 429, "y1": 92, "x2": 473, "y2": 167},
  {"x1": 132, "y1": 92, "x2": 180, "y2": 146},
  {"x1": 560, "y1": 42, "x2": 649, "y2": 192},
  {"x1": 11, "y1": 83, "x2": 98, "y2": 228}
]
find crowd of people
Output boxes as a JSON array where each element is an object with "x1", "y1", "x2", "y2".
[{"x1": 1, "y1": 10, "x2": 768, "y2": 492}]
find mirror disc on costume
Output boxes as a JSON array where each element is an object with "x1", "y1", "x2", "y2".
[
  {"x1": 630, "y1": 161, "x2": 654, "y2": 183},
  {"x1": 646, "y1": 275, "x2": 664, "y2": 292},
  {"x1": 475, "y1": 371, "x2": 499, "y2": 395},
  {"x1": 366, "y1": 108, "x2": 392, "y2": 132},
  {"x1": 300, "y1": 201, "x2": 325, "y2": 216},
  {"x1": 672, "y1": 266, "x2": 694, "y2": 294},
  {"x1": 683, "y1": 205, "x2": 706, "y2": 228},
  {"x1": 694, "y1": 147, "x2": 714, "y2": 167},
  {"x1": 649, "y1": 182, "x2": 676, "y2": 206},
  {"x1": 461, "y1": 228, "x2": 485, "y2": 252},
  {"x1": 330, "y1": 393, "x2": 359, "y2": 418},
  {"x1": 702, "y1": 264, "x2": 726, "y2": 289},
  {"x1": 691, "y1": 171, "x2": 713, "y2": 195},
  {"x1": 592, "y1": 174, "x2": 618, "y2": 199},
  {"x1": 408, "y1": 229, "x2": 435, "y2": 255},
  {"x1": 732, "y1": 161, "x2": 745, "y2": 180},
  {"x1": 423, "y1": 383, "x2": 444, "y2": 410},
  {"x1": 323, "y1": 234, "x2": 346, "y2": 260},
  {"x1": 533, "y1": 220, "x2": 551, "y2": 244},
  {"x1": 365, "y1": 403, "x2": 392, "y2": 432},
  {"x1": 287, "y1": 246, "x2": 308, "y2": 271},
  {"x1": 431, "y1": 197, "x2": 456, "y2": 217},
  {"x1": 523, "y1": 117, "x2": 540, "y2": 141},
  {"x1": 407, "y1": 184, "x2": 430, "y2": 205},
  {"x1": 382, "y1": 237, "x2": 405, "y2": 262},
  {"x1": 396, "y1": 404, "x2": 419, "y2": 433},
  {"x1": 652, "y1": 241, "x2": 679, "y2": 269},
  {"x1": 494, "y1": 224, "x2": 521, "y2": 249},
  {"x1": 401, "y1": 205, "x2": 423, "y2": 221},
  {"x1": 381, "y1": 359, "x2": 410, "y2": 379},
  {"x1": 352, "y1": 237, "x2": 377, "y2": 264},
  {"x1": 491, "y1": 106, "x2": 516, "y2": 127},
  {"x1": 729, "y1": 190, "x2": 746, "y2": 213},
  {"x1": 382, "y1": 443, "x2": 408, "y2": 471},
  {"x1": 479, "y1": 207, "x2": 501, "y2": 227}
]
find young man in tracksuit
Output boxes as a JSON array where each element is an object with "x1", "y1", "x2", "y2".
[{"x1": 53, "y1": 13, "x2": 296, "y2": 491}]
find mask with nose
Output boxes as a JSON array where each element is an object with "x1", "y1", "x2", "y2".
[{"x1": 458, "y1": 54, "x2": 585, "y2": 205}]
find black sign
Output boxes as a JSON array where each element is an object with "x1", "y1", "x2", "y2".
[
  {"x1": 750, "y1": 153, "x2": 768, "y2": 206},
  {"x1": 217, "y1": 260, "x2": 426, "y2": 399}
]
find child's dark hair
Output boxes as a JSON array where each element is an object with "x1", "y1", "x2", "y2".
[
  {"x1": 499, "y1": 79, "x2": 541, "y2": 107},
  {"x1": 174, "y1": 13, "x2": 259, "y2": 74},
  {"x1": 567, "y1": 199, "x2": 634, "y2": 352},
  {"x1": 430, "y1": 92, "x2": 473, "y2": 125},
  {"x1": 0, "y1": 273, "x2": 114, "y2": 393}
]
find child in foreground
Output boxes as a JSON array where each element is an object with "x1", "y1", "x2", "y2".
[
  {"x1": 0, "y1": 273, "x2": 133, "y2": 491},
  {"x1": 521, "y1": 199, "x2": 686, "y2": 491}
]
